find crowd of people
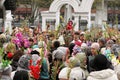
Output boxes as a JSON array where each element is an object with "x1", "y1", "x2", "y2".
[{"x1": 0, "y1": 26, "x2": 120, "y2": 80}]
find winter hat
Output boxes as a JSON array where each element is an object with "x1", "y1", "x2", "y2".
[
  {"x1": 52, "y1": 49, "x2": 65, "y2": 60},
  {"x1": 17, "y1": 54, "x2": 31, "y2": 71},
  {"x1": 32, "y1": 45, "x2": 39, "y2": 49},
  {"x1": 75, "y1": 52, "x2": 87, "y2": 69},
  {"x1": 91, "y1": 42, "x2": 100, "y2": 50},
  {"x1": 91, "y1": 54, "x2": 110, "y2": 71},
  {"x1": 68, "y1": 56, "x2": 80, "y2": 68}
]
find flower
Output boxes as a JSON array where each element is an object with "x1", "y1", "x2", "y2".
[
  {"x1": 29, "y1": 60, "x2": 41, "y2": 80},
  {"x1": 12, "y1": 32, "x2": 30, "y2": 48},
  {"x1": 7, "y1": 52, "x2": 13, "y2": 59}
]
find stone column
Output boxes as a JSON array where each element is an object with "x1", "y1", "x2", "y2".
[
  {"x1": 88, "y1": 11, "x2": 91, "y2": 30},
  {"x1": 74, "y1": 15, "x2": 79, "y2": 31},
  {"x1": 55, "y1": 12, "x2": 60, "y2": 30},
  {"x1": 95, "y1": 0, "x2": 107, "y2": 27},
  {"x1": 64, "y1": 5, "x2": 72, "y2": 23},
  {"x1": 4, "y1": 10, "x2": 13, "y2": 34},
  {"x1": 42, "y1": 17, "x2": 46, "y2": 31}
]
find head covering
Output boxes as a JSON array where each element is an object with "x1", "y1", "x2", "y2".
[
  {"x1": 32, "y1": 45, "x2": 39, "y2": 49},
  {"x1": 52, "y1": 49, "x2": 65, "y2": 60},
  {"x1": 68, "y1": 57, "x2": 80, "y2": 68},
  {"x1": 90, "y1": 54, "x2": 110, "y2": 71},
  {"x1": 91, "y1": 42, "x2": 100, "y2": 50},
  {"x1": 0, "y1": 64, "x2": 12, "y2": 75},
  {"x1": 75, "y1": 52, "x2": 87, "y2": 69},
  {"x1": 0, "y1": 64, "x2": 12, "y2": 80},
  {"x1": 17, "y1": 54, "x2": 31, "y2": 71},
  {"x1": 111, "y1": 44, "x2": 120, "y2": 57}
]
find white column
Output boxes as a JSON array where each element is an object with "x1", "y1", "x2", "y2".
[
  {"x1": 42, "y1": 17, "x2": 46, "y2": 31},
  {"x1": 95, "y1": 0, "x2": 107, "y2": 27},
  {"x1": 4, "y1": 10, "x2": 13, "y2": 34},
  {"x1": 64, "y1": 6, "x2": 67, "y2": 23},
  {"x1": 95, "y1": 2, "x2": 103, "y2": 26},
  {"x1": 74, "y1": 15, "x2": 79, "y2": 31},
  {"x1": 67, "y1": 5, "x2": 72, "y2": 21},
  {"x1": 55, "y1": 12, "x2": 60, "y2": 30},
  {"x1": 88, "y1": 11, "x2": 91, "y2": 30},
  {"x1": 64, "y1": 5, "x2": 72, "y2": 23}
]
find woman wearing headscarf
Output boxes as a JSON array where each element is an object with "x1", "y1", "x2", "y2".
[{"x1": 87, "y1": 54, "x2": 118, "y2": 80}]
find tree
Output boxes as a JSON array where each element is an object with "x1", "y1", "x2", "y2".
[{"x1": 17, "y1": 0, "x2": 53, "y2": 25}]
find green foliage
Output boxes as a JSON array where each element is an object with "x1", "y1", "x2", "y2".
[
  {"x1": 1, "y1": 59, "x2": 11, "y2": 68},
  {"x1": 0, "y1": 48, "x2": 11, "y2": 68},
  {"x1": 51, "y1": 60, "x2": 64, "y2": 80}
]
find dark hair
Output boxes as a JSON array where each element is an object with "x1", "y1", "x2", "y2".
[
  {"x1": 53, "y1": 41, "x2": 60, "y2": 48},
  {"x1": 98, "y1": 37, "x2": 106, "y2": 45},
  {"x1": 13, "y1": 70, "x2": 29, "y2": 80},
  {"x1": 69, "y1": 43, "x2": 75, "y2": 56},
  {"x1": 74, "y1": 31, "x2": 80, "y2": 35},
  {"x1": 30, "y1": 50, "x2": 39, "y2": 55},
  {"x1": 12, "y1": 50, "x2": 24, "y2": 61},
  {"x1": 29, "y1": 38, "x2": 34, "y2": 42}
]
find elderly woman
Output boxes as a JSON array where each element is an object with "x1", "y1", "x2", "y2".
[{"x1": 88, "y1": 42, "x2": 100, "y2": 72}]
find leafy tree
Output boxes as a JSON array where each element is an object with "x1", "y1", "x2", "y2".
[{"x1": 17, "y1": 0, "x2": 53, "y2": 24}]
